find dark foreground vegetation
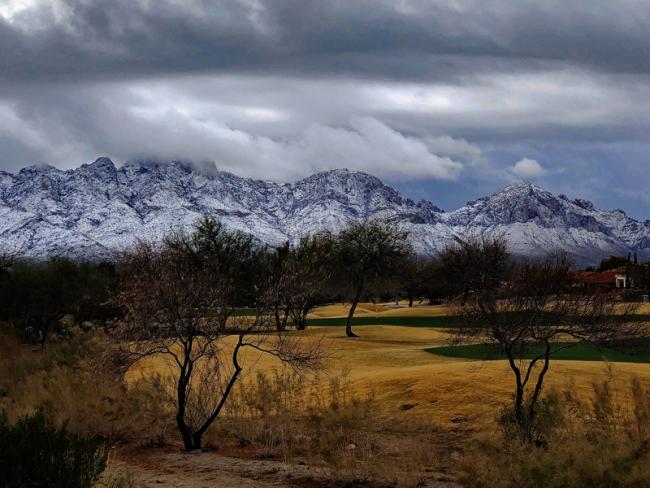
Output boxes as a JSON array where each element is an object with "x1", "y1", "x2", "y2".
[
  {"x1": 1, "y1": 217, "x2": 650, "y2": 487},
  {"x1": 0, "y1": 410, "x2": 106, "y2": 488}
]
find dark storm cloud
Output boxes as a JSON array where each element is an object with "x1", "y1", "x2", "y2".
[
  {"x1": 2, "y1": 0, "x2": 650, "y2": 218},
  {"x1": 2, "y1": 0, "x2": 650, "y2": 82}
]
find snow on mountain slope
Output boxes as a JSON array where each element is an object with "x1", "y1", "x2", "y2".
[
  {"x1": 443, "y1": 181, "x2": 650, "y2": 264},
  {"x1": 0, "y1": 158, "x2": 452, "y2": 258},
  {"x1": 0, "y1": 158, "x2": 648, "y2": 265}
]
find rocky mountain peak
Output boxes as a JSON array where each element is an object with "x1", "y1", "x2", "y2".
[{"x1": 0, "y1": 160, "x2": 649, "y2": 265}]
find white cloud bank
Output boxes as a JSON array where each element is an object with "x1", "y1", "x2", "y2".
[{"x1": 0, "y1": 79, "x2": 471, "y2": 180}]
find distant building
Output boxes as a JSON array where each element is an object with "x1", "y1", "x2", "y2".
[
  {"x1": 569, "y1": 266, "x2": 632, "y2": 290},
  {"x1": 612, "y1": 266, "x2": 633, "y2": 288},
  {"x1": 569, "y1": 270, "x2": 617, "y2": 290}
]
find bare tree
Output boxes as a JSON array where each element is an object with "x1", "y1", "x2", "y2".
[
  {"x1": 114, "y1": 228, "x2": 322, "y2": 452},
  {"x1": 450, "y1": 241, "x2": 644, "y2": 442},
  {"x1": 334, "y1": 220, "x2": 411, "y2": 337}
]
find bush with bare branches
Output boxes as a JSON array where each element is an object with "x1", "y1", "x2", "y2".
[
  {"x1": 113, "y1": 222, "x2": 323, "y2": 451},
  {"x1": 447, "y1": 240, "x2": 646, "y2": 442}
]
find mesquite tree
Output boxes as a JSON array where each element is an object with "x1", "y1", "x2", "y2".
[
  {"x1": 334, "y1": 220, "x2": 411, "y2": 337},
  {"x1": 451, "y1": 240, "x2": 643, "y2": 443},
  {"x1": 284, "y1": 233, "x2": 335, "y2": 330},
  {"x1": 263, "y1": 234, "x2": 335, "y2": 331},
  {"x1": 179, "y1": 216, "x2": 259, "y2": 331},
  {"x1": 438, "y1": 236, "x2": 511, "y2": 304},
  {"x1": 114, "y1": 222, "x2": 322, "y2": 452}
]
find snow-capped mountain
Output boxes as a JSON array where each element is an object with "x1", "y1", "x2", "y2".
[
  {"x1": 1, "y1": 157, "x2": 648, "y2": 265},
  {"x1": 444, "y1": 181, "x2": 650, "y2": 265}
]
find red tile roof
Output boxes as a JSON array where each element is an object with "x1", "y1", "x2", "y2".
[{"x1": 569, "y1": 271, "x2": 617, "y2": 285}]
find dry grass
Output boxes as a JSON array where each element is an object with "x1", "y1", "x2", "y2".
[
  {"x1": 458, "y1": 378, "x2": 650, "y2": 487},
  {"x1": 128, "y1": 321, "x2": 650, "y2": 433},
  {"x1": 0, "y1": 328, "x2": 174, "y2": 445},
  {"x1": 4, "y1": 304, "x2": 650, "y2": 486}
]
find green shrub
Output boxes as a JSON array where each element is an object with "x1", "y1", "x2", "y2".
[{"x1": 0, "y1": 410, "x2": 107, "y2": 488}]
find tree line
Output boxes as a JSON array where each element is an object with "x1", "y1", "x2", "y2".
[
  {"x1": 0, "y1": 216, "x2": 455, "y2": 342},
  {"x1": 1, "y1": 216, "x2": 647, "y2": 450}
]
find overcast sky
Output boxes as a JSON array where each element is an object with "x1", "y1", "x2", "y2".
[{"x1": 2, "y1": 0, "x2": 650, "y2": 217}]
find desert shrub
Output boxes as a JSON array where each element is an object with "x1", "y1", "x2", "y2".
[
  {"x1": 212, "y1": 368, "x2": 373, "y2": 452},
  {"x1": 192, "y1": 366, "x2": 441, "y2": 487},
  {"x1": 306, "y1": 373, "x2": 375, "y2": 463},
  {"x1": 213, "y1": 368, "x2": 383, "y2": 477},
  {"x1": 461, "y1": 379, "x2": 650, "y2": 488},
  {"x1": 0, "y1": 410, "x2": 107, "y2": 488},
  {"x1": 497, "y1": 388, "x2": 566, "y2": 445},
  {"x1": 0, "y1": 328, "x2": 173, "y2": 445},
  {"x1": 214, "y1": 367, "x2": 312, "y2": 457}
]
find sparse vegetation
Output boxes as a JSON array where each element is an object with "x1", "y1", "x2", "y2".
[
  {"x1": 450, "y1": 241, "x2": 644, "y2": 442},
  {"x1": 1, "y1": 218, "x2": 650, "y2": 486},
  {"x1": 460, "y1": 379, "x2": 650, "y2": 488},
  {"x1": 113, "y1": 220, "x2": 322, "y2": 451}
]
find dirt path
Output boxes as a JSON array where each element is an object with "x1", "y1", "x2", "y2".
[
  {"x1": 109, "y1": 449, "x2": 333, "y2": 488},
  {"x1": 109, "y1": 448, "x2": 456, "y2": 487}
]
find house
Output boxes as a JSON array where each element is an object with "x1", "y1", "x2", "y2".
[
  {"x1": 569, "y1": 266, "x2": 632, "y2": 290},
  {"x1": 612, "y1": 266, "x2": 633, "y2": 288},
  {"x1": 569, "y1": 270, "x2": 617, "y2": 290}
]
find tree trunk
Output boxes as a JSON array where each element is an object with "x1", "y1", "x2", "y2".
[
  {"x1": 177, "y1": 385, "x2": 198, "y2": 451},
  {"x1": 40, "y1": 327, "x2": 48, "y2": 350},
  {"x1": 296, "y1": 315, "x2": 307, "y2": 331},
  {"x1": 218, "y1": 314, "x2": 228, "y2": 332},
  {"x1": 295, "y1": 303, "x2": 309, "y2": 331},
  {"x1": 526, "y1": 342, "x2": 552, "y2": 442},
  {"x1": 505, "y1": 346, "x2": 525, "y2": 431},
  {"x1": 408, "y1": 296, "x2": 414, "y2": 308},
  {"x1": 179, "y1": 426, "x2": 201, "y2": 451},
  {"x1": 191, "y1": 336, "x2": 245, "y2": 450},
  {"x1": 346, "y1": 292, "x2": 361, "y2": 337},
  {"x1": 274, "y1": 304, "x2": 284, "y2": 331},
  {"x1": 282, "y1": 305, "x2": 290, "y2": 330}
]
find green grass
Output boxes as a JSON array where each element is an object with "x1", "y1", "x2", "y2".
[
  {"x1": 426, "y1": 339, "x2": 650, "y2": 363},
  {"x1": 308, "y1": 315, "x2": 464, "y2": 328},
  {"x1": 308, "y1": 313, "x2": 650, "y2": 329}
]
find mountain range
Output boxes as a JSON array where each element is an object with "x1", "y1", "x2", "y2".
[{"x1": 1, "y1": 157, "x2": 649, "y2": 265}]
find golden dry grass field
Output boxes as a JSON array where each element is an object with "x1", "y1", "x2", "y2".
[
  {"x1": 131, "y1": 302, "x2": 650, "y2": 434},
  {"x1": 8, "y1": 301, "x2": 644, "y2": 487}
]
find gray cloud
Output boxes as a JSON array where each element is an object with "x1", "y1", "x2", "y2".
[
  {"x1": 0, "y1": 76, "x2": 474, "y2": 179},
  {"x1": 1, "y1": 0, "x2": 650, "y2": 217},
  {"x1": 2, "y1": 0, "x2": 650, "y2": 82}
]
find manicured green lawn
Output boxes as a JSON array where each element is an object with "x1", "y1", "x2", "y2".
[
  {"x1": 426, "y1": 340, "x2": 650, "y2": 363},
  {"x1": 308, "y1": 315, "x2": 464, "y2": 328}
]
